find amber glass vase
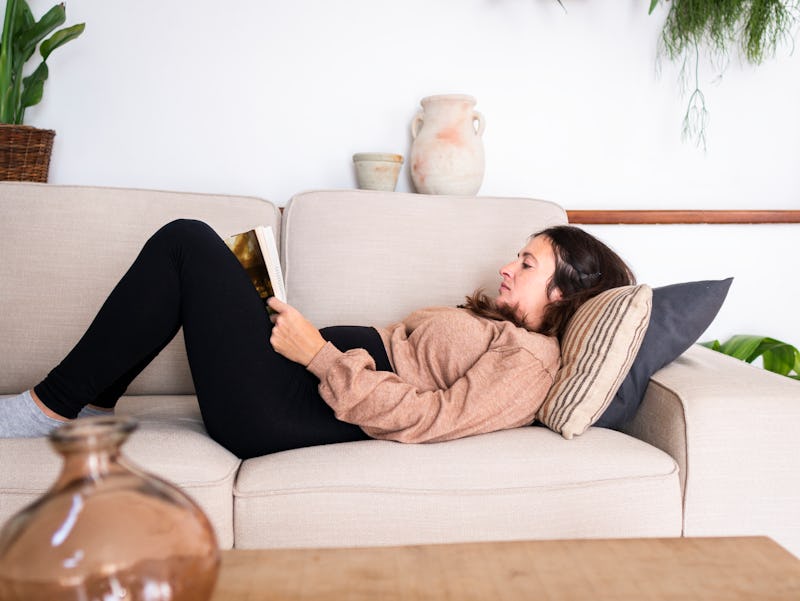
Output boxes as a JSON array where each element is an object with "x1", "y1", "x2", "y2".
[{"x1": 0, "y1": 416, "x2": 220, "y2": 601}]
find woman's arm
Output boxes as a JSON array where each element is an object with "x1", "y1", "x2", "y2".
[
  {"x1": 307, "y1": 342, "x2": 557, "y2": 443},
  {"x1": 266, "y1": 297, "x2": 557, "y2": 443}
]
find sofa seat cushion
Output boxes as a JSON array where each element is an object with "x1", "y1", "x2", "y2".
[
  {"x1": 233, "y1": 427, "x2": 681, "y2": 549},
  {"x1": 0, "y1": 395, "x2": 240, "y2": 549}
]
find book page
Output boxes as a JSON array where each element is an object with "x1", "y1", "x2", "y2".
[{"x1": 254, "y1": 226, "x2": 286, "y2": 302}]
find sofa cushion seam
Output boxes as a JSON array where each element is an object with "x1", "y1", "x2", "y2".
[{"x1": 233, "y1": 467, "x2": 680, "y2": 498}]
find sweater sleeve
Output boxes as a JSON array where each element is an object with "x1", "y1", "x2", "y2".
[{"x1": 306, "y1": 341, "x2": 556, "y2": 443}]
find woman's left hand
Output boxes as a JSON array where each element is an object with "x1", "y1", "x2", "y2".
[{"x1": 267, "y1": 297, "x2": 327, "y2": 366}]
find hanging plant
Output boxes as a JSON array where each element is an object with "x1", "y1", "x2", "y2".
[{"x1": 649, "y1": 0, "x2": 799, "y2": 148}]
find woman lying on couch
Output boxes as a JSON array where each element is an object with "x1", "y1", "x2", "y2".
[{"x1": 0, "y1": 220, "x2": 633, "y2": 458}]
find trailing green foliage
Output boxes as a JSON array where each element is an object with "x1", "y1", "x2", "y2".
[
  {"x1": 701, "y1": 334, "x2": 800, "y2": 380},
  {"x1": 651, "y1": 0, "x2": 797, "y2": 63},
  {"x1": 648, "y1": 0, "x2": 799, "y2": 148},
  {"x1": 0, "y1": 1, "x2": 84, "y2": 125}
]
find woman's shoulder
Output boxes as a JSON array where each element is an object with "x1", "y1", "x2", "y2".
[
  {"x1": 396, "y1": 306, "x2": 559, "y2": 351},
  {"x1": 452, "y1": 307, "x2": 561, "y2": 362},
  {"x1": 495, "y1": 320, "x2": 560, "y2": 365}
]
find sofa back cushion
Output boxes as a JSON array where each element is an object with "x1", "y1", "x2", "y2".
[
  {"x1": 282, "y1": 190, "x2": 567, "y2": 328},
  {"x1": 0, "y1": 182, "x2": 279, "y2": 396}
]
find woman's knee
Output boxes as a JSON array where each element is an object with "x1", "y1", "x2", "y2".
[
  {"x1": 145, "y1": 219, "x2": 219, "y2": 253},
  {"x1": 155, "y1": 219, "x2": 215, "y2": 241}
]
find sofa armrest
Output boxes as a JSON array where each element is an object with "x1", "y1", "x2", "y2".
[{"x1": 622, "y1": 344, "x2": 800, "y2": 557}]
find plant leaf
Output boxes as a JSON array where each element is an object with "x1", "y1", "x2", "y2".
[
  {"x1": 718, "y1": 335, "x2": 765, "y2": 363},
  {"x1": 14, "y1": 3, "x2": 65, "y2": 60},
  {"x1": 703, "y1": 334, "x2": 800, "y2": 379},
  {"x1": 14, "y1": 0, "x2": 37, "y2": 66},
  {"x1": 40, "y1": 23, "x2": 84, "y2": 61},
  {"x1": 760, "y1": 340, "x2": 800, "y2": 376},
  {"x1": 20, "y1": 60, "x2": 47, "y2": 111},
  {"x1": 15, "y1": 0, "x2": 34, "y2": 34},
  {"x1": 648, "y1": 0, "x2": 660, "y2": 15}
]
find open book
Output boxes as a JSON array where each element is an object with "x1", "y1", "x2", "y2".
[{"x1": 225, "y1": 226, "x2": 286, "y2": 313}]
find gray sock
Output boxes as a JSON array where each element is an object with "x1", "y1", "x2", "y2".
[
  {"x1": 78, "y1": 405, "x2": 115, "y2": 418},
  {"x1": 0, "y1": 390, "x2": 68, "y2": 438}
]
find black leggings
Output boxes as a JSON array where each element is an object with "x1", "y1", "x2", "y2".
[{"x1": 34, "y1": 219, "x2": 392, "y2": 458}]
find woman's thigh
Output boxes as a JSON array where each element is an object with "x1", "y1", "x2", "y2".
[{"x1": 176, "y1": 224, "x2": 371, "y2": 458}]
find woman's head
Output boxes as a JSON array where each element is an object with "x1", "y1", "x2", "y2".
[
  {"x1": 463, "y1": 225, "x2": 634, "y2": 337},
  {"x1": 494, "y1": 234, "x2": 563, "y2": 331},
  {"x1": 532, "y1": 225, "x2": 635, "y2": 337}
]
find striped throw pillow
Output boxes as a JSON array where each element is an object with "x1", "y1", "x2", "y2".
[{"x1": 537, "y1": 284, "x2": 652, "y2": 439}]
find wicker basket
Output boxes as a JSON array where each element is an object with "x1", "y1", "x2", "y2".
[{"x1": 0, "y1": 124, "x2": 56, "y2": 182}]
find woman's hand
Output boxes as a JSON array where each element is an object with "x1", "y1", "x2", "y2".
[{"x1": 267, "y1": 297, "x2": 327, "y2": 366}]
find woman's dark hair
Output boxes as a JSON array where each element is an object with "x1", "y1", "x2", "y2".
[{"x1": 462, "y1": 225, "x2": 635, "y2": 338}]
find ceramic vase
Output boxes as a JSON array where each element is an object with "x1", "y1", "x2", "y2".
[
  {"x1": 0, "y1": 416, "x2": 220, "y2": 601},
  {"x1": 410, "y1": 94, "x2": 485, "y2": 195},
  {"x1": 353, "y1": 152, "x2": 404, "y2": 191}
]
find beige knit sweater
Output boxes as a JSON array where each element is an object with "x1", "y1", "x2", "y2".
[{"x1": 306, "y1": 306, "x2": 560, "y2": 443}]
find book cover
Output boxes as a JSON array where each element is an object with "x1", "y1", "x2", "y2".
[{"x1": 225, "y1": 225, "x2": 286, "y2": 313}]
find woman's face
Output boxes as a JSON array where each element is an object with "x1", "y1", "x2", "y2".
[{"x1": 496, "y1": 235, "x2": 562, "y2": 329}]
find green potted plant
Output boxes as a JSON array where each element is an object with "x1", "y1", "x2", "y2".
[
  {"x1": 0, "y1": 1, "x2": 83, "y2": 182},
  {"x1": 648, "y1": 0, "x2": 798, "y2": 148},
  {"x1": 701, "y1": 335, "x2": 800, "y2": 380}
]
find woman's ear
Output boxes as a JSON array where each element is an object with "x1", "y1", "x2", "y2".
[{"x1": 548, "y1": 286, "x2": 563, "y2": 302}]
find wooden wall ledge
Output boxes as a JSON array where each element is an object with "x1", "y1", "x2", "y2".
[
  {"x1": 566, "y1": 210, "x2": 800, "y2": 225},
  {"x1": 278, "y1": 205, "x2": 798, "y2": 224}
]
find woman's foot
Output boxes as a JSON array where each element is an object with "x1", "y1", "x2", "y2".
[
  {"x1": 0, "y1": 390, "x2": 68, "y2": 438},
  {"x1": 78, "y1": 405, "x2": 116, "y2": 418}
]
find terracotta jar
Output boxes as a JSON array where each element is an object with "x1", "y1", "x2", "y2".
[
  {"x1": 0, "y1": 416, "x2": 220, "y2": 601},
  {"x1": 410, "y1": 94, "x2": 485, "y2": 195}
]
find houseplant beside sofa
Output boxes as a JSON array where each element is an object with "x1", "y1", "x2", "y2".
[{"x1": 1, "y1": 182, "x2": 798, "y2": 556}]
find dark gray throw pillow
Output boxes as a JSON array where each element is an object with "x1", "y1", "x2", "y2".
[{"x1": 594, "y1": 277, "x2": 733, "y2": 430}]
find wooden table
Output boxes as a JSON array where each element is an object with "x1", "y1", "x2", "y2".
[{"x1": 210, "y1": 536, "x2": 800, "y2": 600}]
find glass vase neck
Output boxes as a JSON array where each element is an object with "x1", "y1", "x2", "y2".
[{"x1": 49, "y1": 416, "x2": 138, "y2": 486}]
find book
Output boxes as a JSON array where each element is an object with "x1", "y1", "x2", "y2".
[{"x1": 225, "y1": 225, "x2": 286, "y2": 313}]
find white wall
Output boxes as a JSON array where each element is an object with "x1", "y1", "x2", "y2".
[{"x1": 26, "y1": 0, "x2": 800, "y2": 347}]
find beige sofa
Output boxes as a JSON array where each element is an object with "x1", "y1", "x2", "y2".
[{"x1": 1, "y1": 182, "x2": 798, "y2": 556}]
